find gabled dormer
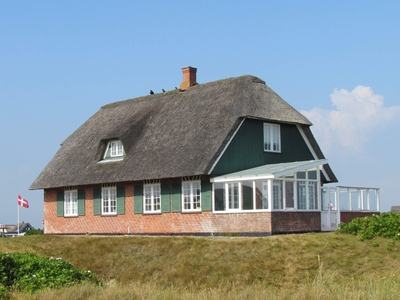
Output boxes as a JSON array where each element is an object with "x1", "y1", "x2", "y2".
[{"x1": 100, "y1": 139, "x2": 125, "y2": 162}]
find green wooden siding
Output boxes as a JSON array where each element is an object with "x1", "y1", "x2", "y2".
[
  {"x1": 171, "y1": 182, "x2": 181, "y2": 212},
  {"x1": 77, "y1": 189, "x2": 85, "y2": 216},
  {"x1": 161, "y1": 183, "x2": 171, "y2": 213},
  {"x1": 201, "y1": 180, "x2": 212, "y2": 211},
  {"x1": 56, "y1": 190, "x2": 64, "y2": 217},
  {"x1": 93, "y1": 188, "x2": 101, "y2": 215},
  {"x1": 211, "y1": 119, "x2": 314, "y2": 175},
  {"x1": 117, "y1": 186, "x2": 125, "y2": 214},
  {"x1": 134, "y1": 185, "x2": 143, "y2": 214}
]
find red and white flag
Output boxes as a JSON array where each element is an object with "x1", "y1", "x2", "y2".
[{"x1": 18, "y1": 195, "x2": 29, "y2": 208}]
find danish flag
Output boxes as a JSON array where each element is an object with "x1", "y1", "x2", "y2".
[{"x1": 18, "y1": 195, "x2": 29, "y2": 208}]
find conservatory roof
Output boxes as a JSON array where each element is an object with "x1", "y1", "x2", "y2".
[{"x1": 210, "y1": 159, "x2": 328, "y2": 183}]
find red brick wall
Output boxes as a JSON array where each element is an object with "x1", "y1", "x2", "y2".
[
  {"x1": 44, "y1": 186, "x2": 272, "y2": 235},
  {"x1": 340, "y1": 211, "x2": 379, "y2": 224},
  {"x1": 271, "y1": 211, "x2": 321, "y2": 234}
]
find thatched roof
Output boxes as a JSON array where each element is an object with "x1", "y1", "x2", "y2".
[{"x1": 30, "y1": 75, "x2": 331, "y2": 190}]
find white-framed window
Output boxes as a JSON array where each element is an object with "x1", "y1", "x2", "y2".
[
  {"x1": 110, "y1": 140, "x2": 123, "y2": 157},
  {"x1": 103, "y1": 140, "x2": 124, "y2": 160},
  {"x1": 182, "y1": 181, "x2": 201, "y2": 211},
  {"x1": 144, "y1": 184, "x2": 161, "y2": 213},
  {"x1": 213, "y1": 169, "x2": 320, "y2": 212},
  {"x1": 102, "y1": 186, "x2": 117, "y2": 215},
  {"x1": 64, "y1": 189, "x2": 77, "y2": 216},
  {"x1": 264, "y1": 123, "x2": 281, "y2": 152}
]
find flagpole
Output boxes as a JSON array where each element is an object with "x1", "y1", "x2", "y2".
[{"x1": 17, "y1": 196, "x2": 20, "y2": 236}]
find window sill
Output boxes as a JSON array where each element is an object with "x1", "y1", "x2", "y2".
[
  {"x1": 63, "y1": 215, "x2": 78, "y2": 218},
  {"x1": 263, "y1": 150, "x2": 281, "y2": 153},
  {"x1": 143, "y1": 211, "x2": 162, "y2": 215},
  {"x1": 98, "y1": 157, "x2": 124, "y2": 164},
  {"x1": 181, "y1": 210, "x2": 202, "y2": 214}
]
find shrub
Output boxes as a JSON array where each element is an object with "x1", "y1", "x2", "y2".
[
  {"x1": 24, "y1": 229, "x2": 44, "y2": 236},
  {"x1": 0, "y1": 252, "x2": 100, "y2": 294},
  {"x1": 338, "y1": 212, "x2": 400, "y2": 240}
]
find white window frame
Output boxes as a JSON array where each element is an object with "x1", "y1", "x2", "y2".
[
  {"x1": 64, "y1": 189, "x2": 78, "y2": 216},
  {"x1": 264, "y1": 123, "x2": 281, "y2": 153},
  {"x1": 227, "y1": 182, "x2": 240, "y2": 210},
  {"x1": 143, "y1": 184, "x2": 161, "y2": 213},
  {"x1": 103, "y1": 140, "x2": 124, "y2": 159},
  {"x1": 182, "y1": 181, "x2": 201, "y2": 212},
  {"x1": 212, "y1": 169, "x2": 320, "y2": 213},
  {"x1": 102, "y1": 186, "x2": 117, "y2": 215},
  {"x1": 110, "y1": 140, "x2": 123, "y2": 157}
]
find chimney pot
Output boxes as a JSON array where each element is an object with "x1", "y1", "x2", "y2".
[{"x1": 180, "y1": 66, "x2": 197, "y2": 90}]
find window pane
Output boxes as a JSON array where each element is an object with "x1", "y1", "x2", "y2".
[
  {"x1": 273, "y1": 181, "x2": 283, "y2": 209},
  {"x1": 264, "y1": 124, "x2": 271, "y2": 151},
  {"x1": 308, "y1": 170, "x2": 317, "y2": 180},
  {"x1": 255, "y1": 181, "x2": 267, "y2": 209},
  {"x1": 297, "y1": 172, "x2": 306, "y2": 179},
  {"x1": 297, "y1": 181, "x2": 307, "y2": 209},
  {"x1": 308, "y1": 182, "x2": 317, "y2": 209},
  {"x1": 228, "y1": 183, "x2": 239, "y2": 209},
  {"x1": 242, "y1": 181, "x2": 253, "y2": 210},
  {"x1": 285, "y1": 181, "x2": 294, "y2": 208},
  {"x1": 214, "y1": 183, "x2": 225, "y2": 211},
  {"x1": 153, "y1": 185, "x2": 161, "y2": 211},
  {"x1": 193, "y1": 181, "x2": 201, "y2": 210}
]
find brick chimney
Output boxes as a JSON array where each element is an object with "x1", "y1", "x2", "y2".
[{"x1": 180, "y1": 66, "x2": 197, "y2": 90}]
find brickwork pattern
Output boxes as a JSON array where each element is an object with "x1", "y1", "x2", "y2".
[
  {"x1": 340, "y1": 211, "x2": 378, "y2": 224},
  {"x1": 271, "y1": 211, "x2": 321, "y2": 234},
  {"x1": 44, "y1": 186, "x2": 272, "y2": 235}
]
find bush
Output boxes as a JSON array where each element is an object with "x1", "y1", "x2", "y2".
[
  {"x1": 338, "y1": 212, "x2": 400, "y2": 240},
  {"x1": 24, "y1": 229, "x2": 44, "y2": 236},
  {"x1": 0, "y1": 252, "x2": 100, "y2": 294}
]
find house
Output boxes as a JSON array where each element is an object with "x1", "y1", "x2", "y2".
[
  {"x1": 391, "y1": 206, "x2": 400, "y2": 213},
  {"x1": 30, "y1": 67, "x2": 379, "y2": 235},
  {"x1": 2, "y1": 222, "x2": 35, "y2": 237}
]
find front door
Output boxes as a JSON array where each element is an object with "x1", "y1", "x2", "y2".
[{"x1": 321, "y1": 188, "x2": 338, "y2": 231}]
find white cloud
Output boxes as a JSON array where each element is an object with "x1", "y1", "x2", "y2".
[{"x1": 301, "y1": 86, "x2": 400, "y2": 156}]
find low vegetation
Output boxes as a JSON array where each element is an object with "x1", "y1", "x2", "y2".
[
  {"x1": 24, "y1": 229, "x2": 44, "y2": 236},
  {"x1": 338, "y1": 212, "x2": 400, "y2": 240},
  {"x1": 0, "y1": 252, "x2": 100, "y2": 299},
  {"x1": 0, "y1": 214, "x2": 399, "y2": 299}
]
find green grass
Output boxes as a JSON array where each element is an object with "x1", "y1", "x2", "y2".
[{"x1": 1, "y1": 233, "x2": 399, "y2": 299}]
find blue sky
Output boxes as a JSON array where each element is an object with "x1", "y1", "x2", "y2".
[{"x1": 1, "y1": 1, "x2": 399, "y2": 228}]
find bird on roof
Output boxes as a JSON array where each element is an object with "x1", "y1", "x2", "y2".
[
  {"x1": 162, "y1": 89, "x2": 165, "y2": 92},
  {"x1": 150, "y1": 90, "x2": 154, "y2": 95}
]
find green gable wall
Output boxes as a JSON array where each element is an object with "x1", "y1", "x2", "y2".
[{"x1": 211, "y1": 118, "x2": 314, "y2": 175}]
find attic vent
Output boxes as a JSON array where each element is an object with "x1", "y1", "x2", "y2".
[{"x1": 180, "y1": 66, "x2": 197, "y2": 90}]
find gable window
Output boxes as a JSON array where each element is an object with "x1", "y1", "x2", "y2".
[
  {"x1": 264, "y1": 123, "x2": 281, "y2": 152},
  {"x1": 102, "y1": 186, "x2": 117, "y2": 215},
  {"x1": 182, "y1": 181, "x2": 201, "y2": 212},
  {"x1": 64, "y1": 189, "x2": 77, "y2": 216},
  {"x1": 144, "y1": 184, "x2": 161, "y2": 213}
]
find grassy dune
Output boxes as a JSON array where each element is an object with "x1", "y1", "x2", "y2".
[{"x1": 1, "y1": 233, "x2": 399, "y2": 299}]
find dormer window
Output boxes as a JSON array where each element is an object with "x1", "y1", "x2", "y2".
[
  {"x1": 110, "y1": 140, "x2": 123, "y2": 157},
  {"x1": 102, "y1": 140, "x2": 125, "y2": 161}
]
